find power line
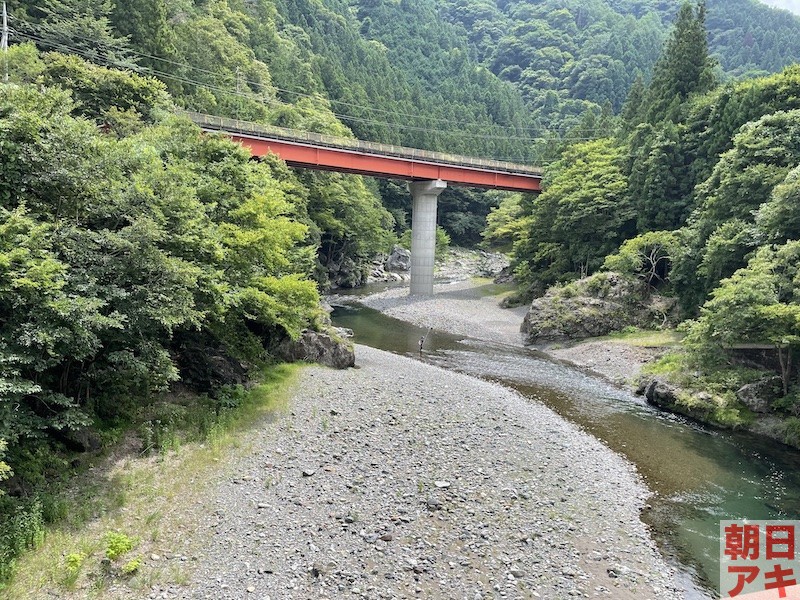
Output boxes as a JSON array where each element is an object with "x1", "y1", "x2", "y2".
[
  {"x1": 8, "y1": 15, "x2": 612, "y2": 136},
  {"x1": 1, "y1": 2, "x2": 8, "y2": 83},
  {"x1": 14, "y1": 29, "x2": 576, "y2": 146},
  {"x1": 9, "y1": 30, "x2": 563, "y2": 164},
  {"x1": 9, "y1": 28, "x2": 591, "y2": 162}
]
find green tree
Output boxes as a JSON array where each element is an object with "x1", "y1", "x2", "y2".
[
  {"x1": 673, "y1": 109, "x2": 800, "y2": 314},
  {"x1": 603, "y1": 230, "x2": 681, "y2": 293},
  {"x1": 110, "y1": 0, "x2": 177, "y2": 73},
  {"x1": 627, "y1": 121, "x2": 691, "y2": 231},
  {"x1": 645, "y1": 1, "x2": 715, "y2": 124},
  {"x1": 687, "y1": 241, "x2": 800, "y2": 396},
  {"x1": 0, "y1": 77, "x2": 322, "y2": 480},
  {"x1": 514, "y1": 138, "x2": 634, "y2": 290},
  {"x1": 757, "y1": 165, "x2": 800, "y2": 243},
  {"x1": 620, "y1": 73, "x2": 646, "y2": 127},
  {"x1": 481, "y1": 193, "x2": 524, "y2": 251},
  {"x1": 299, "y1": 170, "x2": 395, "y2": 288},
  {"x1": 16, "y1": 0, "x2": 133, "y2": 65}
]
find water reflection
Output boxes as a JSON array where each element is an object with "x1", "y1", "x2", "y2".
[{"x1": 332, "y1": 302, "x2": 800, "y2": 599}]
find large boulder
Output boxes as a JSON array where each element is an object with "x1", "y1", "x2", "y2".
[
  {"x1": 736, "y1": 376, "x2": 783, "y2": 413},
  {"x1": 277, "y1": 328, "x2": 355, "y2": 369},
  {"x1": 521, "y1": 272, "x2": 671, "y2": 344},
  {"x1": 385, "y1": 245, "x2": 411, "y2": 271},
  {"x1": 642, "y1": 377, "x2": 680, "y2": 407},
  {"x1": 328, "y1": 257, "x2": 367, "y2": 289},
  {"x1": 638, "y1": 377, "x2": 718, "y2": 422}
]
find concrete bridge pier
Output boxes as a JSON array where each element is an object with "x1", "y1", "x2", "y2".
[{"x1": 409, "y1": 179, "x2": 447, "y2": 295}]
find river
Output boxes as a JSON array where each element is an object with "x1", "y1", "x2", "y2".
[{"x1": 331, "y1": 295, "x2": 800, "y2": 599}]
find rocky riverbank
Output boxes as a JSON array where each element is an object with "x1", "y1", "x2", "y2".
[
  {"x1": 146, "y1": 275, "x2": 685, "y2": 599},
  {"x1": 547, "y1": 341, "x2": 666, "y2": 387},
  {"x1": 168, "y1": 344, "x2": 680, "y2": 599},
  {"x1": 357, "y1": 279, "x2": 656, "y2": 387}
]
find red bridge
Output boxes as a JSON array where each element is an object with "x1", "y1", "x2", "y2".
[
  {"x1": 187, "y1": 112, "x2": 542, "y2": 193},
  {"x1": 187, "y1": 112, "x2": 542, "y2": 294}
]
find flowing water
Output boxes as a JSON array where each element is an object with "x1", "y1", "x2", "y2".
[{"x1": 331, "y1": 298, "x2": 800, "y2": 599}]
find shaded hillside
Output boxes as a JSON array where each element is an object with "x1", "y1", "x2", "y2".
[{"x1": 436, "y1": 0, "x2": 800, "y2": 127}]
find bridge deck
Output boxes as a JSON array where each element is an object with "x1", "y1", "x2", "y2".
[{"x1": 186, "y1": 112, "x2": 542, "y2": 193}]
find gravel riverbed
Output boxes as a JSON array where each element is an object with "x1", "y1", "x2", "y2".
[
  {"x1": 356, "y1": 280, "x2": 658, "y2": 386},
  {"x1": 160, "y1": 278, "x2": 685, "y2": 600},
  {"x1": 168, "y1": 352, "x2": 680, "y2": 599},
  {"x1": 355, "y1": 279, "x2": 528, "y2": 346}
]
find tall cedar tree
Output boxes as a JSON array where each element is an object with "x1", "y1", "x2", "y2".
[
  {"x1": 645, "y1": 1, "x2": 716, "y2": 124},
  {"x1": 111, "y1": 0, "x2": 177, "y2": 73}
]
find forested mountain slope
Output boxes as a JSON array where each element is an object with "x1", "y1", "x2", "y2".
[
  {"x1": 18, "y1": 0, "x2": 800, "y2": 150},
  {"x1": 436, "y1": 0, "x2": 800, "y2": 128},
  {"x1": 499, "y1": 4, "x2": 800, "y2": 435}
]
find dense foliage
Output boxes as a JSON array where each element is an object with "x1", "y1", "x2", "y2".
[
  {"x1": 505, "y1": 1, "x2": 800, "y2": 415},
  {"x1": 513, "y1": 138, "x2": 633, "y2": 293},
  {"x1": 12, "y1": 0, "x2": 800, "y2": 249},
  {"x1": 440, "y1": 0, "x2": 800, "y2": 129},
  {"x1": 0, "y1": 46, "x2": 335, "y2": 577}
]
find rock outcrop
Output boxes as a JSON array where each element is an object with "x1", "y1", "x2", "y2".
[
  {"x1": 637, "y1": 376, "x2": 719, "y2": 423},
  {"x1": 521, "y1": 272, "x2": 673, "y2": 344},
  {"x1": 736, "y1": 376, "x2": 783, "y2": 413},
  {"x1": 277, "y1": 328, "x2": 355, "y2": 369},
  {"x1": 328, "y1": 257, "x2": 367, "y2": 289},
  {"x1": 385, "y1": 245, "x2": 411, "y2": 271}
]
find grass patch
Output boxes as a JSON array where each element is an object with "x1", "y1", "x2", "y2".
[
  {"x1": 603, "y1": 328, "x2": 684, "y2": 347},
  {"x1": 780, "y1": 417, "x2": 800, "y2": 447},
  {"x1": 712, "y1": 403, "x2": 756, "y2": 428},
  {"x1": 466, "y1": 277, "x2": 518, "y2": 299},
  {"x1": 0, "y1": 363, "x2": 301, "y2": 599}
]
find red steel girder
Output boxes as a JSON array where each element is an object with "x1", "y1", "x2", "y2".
[{"x1": 229, "y1": 135, "x2": 542, "y2": 193}]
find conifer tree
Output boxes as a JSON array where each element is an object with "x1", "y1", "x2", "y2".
[
  {"x1": 111, "y1": 0, "x2": 177, "y2": 73},
  {"x1": 645, "y1": 1, "x2": 715, "y2": 124},
  {"x1": 621, "y1": 74, "x2": 646, "y2": 127},
  {"x1": 18, "y1": 0, "x2": 132, "y2": 65}
]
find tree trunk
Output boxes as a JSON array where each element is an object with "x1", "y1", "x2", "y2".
[{"x1": 777, "y1": 345, "x2": 790, "y2": 397}]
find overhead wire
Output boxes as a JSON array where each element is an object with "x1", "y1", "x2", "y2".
[
  {"x1": 8, "y1": 15, "x2": 611, "y2": 136},
  {"x1": 10, "y1": 29, "x2": 561, "y2": 163},
  {"x1": 9, "y1": 23, "x2": 594, "y2": 162}
]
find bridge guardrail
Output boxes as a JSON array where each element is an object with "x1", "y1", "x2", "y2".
[{"x1": 180, "y1": 111, "x2": 543, "y2": 177}]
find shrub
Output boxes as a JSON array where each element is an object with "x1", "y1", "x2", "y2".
[
  {"x1": 62, "y1": 552, "x2": 86, "y2": 588},
  {"x1": 104, "y1": 532, "x2": 134, "y2": 560},
  {"x1": 782, "y1": 417, "x2": 800, "y2": 448},
  {"x1": 0, "y1": 498, "x2": 45, "y2": 582},
  {"x1": 121, "y1": 557, "x2": 142, "y2": 575}
]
